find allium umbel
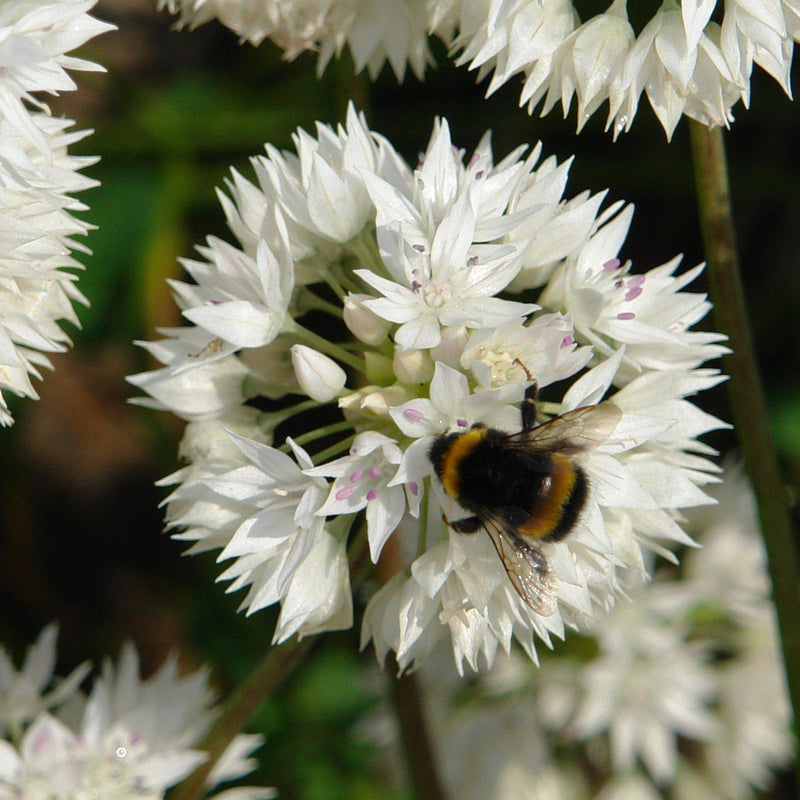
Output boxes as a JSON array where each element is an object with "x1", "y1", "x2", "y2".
[{"x1": 131, "y1": 106, "x2": 727, "y2": 672}]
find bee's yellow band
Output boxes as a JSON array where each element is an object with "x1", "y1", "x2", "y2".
[
  {"x1": 519, "y1": 453, "x2": 577, "y2": 540},
  {"x1": 441, "y1": 427, "x2": 487, "y2": 500}
]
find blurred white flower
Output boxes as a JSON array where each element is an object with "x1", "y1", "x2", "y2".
[
  {"x1": 0, "y1": 624, "x2": 89, "y2": 737},
  {"x1": 0, "y1": 630, "x2": 273, "y2": 800},
  {"x1": 132, "y1": 107, "x2": 725, "y2": 670},
  {"x1": 160, "y1": 0, "x2": 431, "y2": 80},
  {"x1": 0, "y1": 1, "x2": 112, "y2": 425},
  {"x1": 432, "y1": 0, "x2": 800, "y2": 138},
  {"x1": 369, "y1": 464, "x2": 793, "y2": 798}
]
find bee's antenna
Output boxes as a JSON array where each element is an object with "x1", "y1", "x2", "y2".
[{"x1": 512, "y1": 357, "x2": 533, "y2": 382}]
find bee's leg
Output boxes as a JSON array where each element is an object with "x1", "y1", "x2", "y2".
[
  {"x1": 512, "y1": 357, "x2": 538, "y2": 432},
  {"x1": 521, "y1": 379, "x2": 539, "y2": 432},
  {"x1": 442, "y1": 514, "x2": 482, "y2": 535}
]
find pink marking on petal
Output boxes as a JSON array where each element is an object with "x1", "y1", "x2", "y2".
[
  {"x1": 617, "y1": 312, "x2": 636, "y2": 321},
  {"x1": 350, "y1": 469, "x2": 364, "y2": 483},
  {"x1": 369, "y1": 467, "x2": 381, "y2": 479},
  {"x1": 366, "y1": 490, "x2": 378, "y2": 501},
  {"x1": 409, "y1": 482, "x2": 419, "y2": 496},
  {"x1": 627, "y1": 274, "x2": 646, "y2": 288},
  {"x1": 456, "y1": 418, "x2": 468, "y2": 427},
  {"x1": 474, "y1": 170, "x2": 484, "y2": 180},
  {"x1": 336, "y1": 486, "x2": 355, "y2": 500},
  {"x1": 624, "y1": 286, "x2": 643, "y2": 302},
  {"x1": 404, "y1": 408, "x2": 424, "y2": 422},
  {"x1": 411, "y1": 281, "x2": 422, "y2": 292},
  {"x1": 413, "y1": 244, "x2": 426, "y2": 253},
  {"x1": 603, "y1": 258, "x2": 621, "y2": 271},
  {"x1": 561, "y1": 335, "x2": 574, "y2": 348}
]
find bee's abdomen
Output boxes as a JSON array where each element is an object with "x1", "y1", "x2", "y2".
[{"x1": 518, "y1": 454, "x2": 587, "y2": 542}]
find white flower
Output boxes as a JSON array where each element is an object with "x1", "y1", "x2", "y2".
[
  {"x1": 0, "y1": 624, "x2": 89, "y2": 736},
  {"x1": 0, "y1": 632, "x2": 273, "y2": 800},
  {"x1": 209, "y1": 433, "x2": 354, "y2": 641},
  {"x1": 365, "y1": 465, "x2": 791, "y2": 798},
  {"x1": 133, "y1": 110, "x2": 724, "y2": 669},
  {"x1": 0, "y1": 2, "x2": 112, "y2": 424},
  {"x1": 290, "y1": 344, "x2": 347, "y2": 402},
  {"x1": 434, "y1": 0, "x2": 800, "y2": 138},
  {"x1": 160, "y1": 0, "x2": 432, "y2": 81},
  {"x1": 308, "y1": 431, "x2": 420, "y2": 561}
]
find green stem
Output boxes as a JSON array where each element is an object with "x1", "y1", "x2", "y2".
[
  {"x1": 313, "y1": 433, "x2": 357, "y2": 464},
  {"x1": 288, "y1": 418, "x2": 356, "y2": 449},
  {"x1": 288, "y1": 320, "x2": 366, "y2": 373},
  {"x1": 167, "y1": 636, "x2": 317, "y2": 800},
  {"x1": 299, "y1": 287, "x2": 345, "y2": 318},
  {"x1": 388, "y1": 667, "x2": 447, "y2": 800},
  {"x1": 689, "y1": 122, "x2": 800, "y2": 744},
  {"x1": 169, "y1": 527, "x2": 374, "y2": 800}
]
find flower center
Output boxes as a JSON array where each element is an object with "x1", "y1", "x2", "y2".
[{"x1": 421, "y1": 280, "x2": 452, "y2": 308}]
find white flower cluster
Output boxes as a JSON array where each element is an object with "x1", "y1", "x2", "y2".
[
  {"x1": 0, "y1": 0, "x2": 112, "y2": 426},
  {"x1": 433, "y1": 0, "x2": 800, "y2": 139},
  {"x1": 0, "y1": 626, "x2": 273, "y2": 799},
  {"x1": 161, "y1": 0, "x2": 800, "y2": 138},
  {"x1": 130, "y1": 106, "x2": 727, "y2": 672},
  {"x1": 407, "y1": 467, "x2": 794, "y2": 798},
  {"x1": 158, "y1": 0, "x2": 431, "y2": 80}
]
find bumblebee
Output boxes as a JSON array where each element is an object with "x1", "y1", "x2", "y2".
[{"x1": 428, "y1": 380, "x2": 621, "y2": 616}]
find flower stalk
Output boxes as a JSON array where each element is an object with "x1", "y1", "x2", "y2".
[
  {"x1": 689, "y1": 121, "x2": 800, "y2": 744},
  {"x1": 167, "y1": 636, "x2": 317, "y2": 800}
]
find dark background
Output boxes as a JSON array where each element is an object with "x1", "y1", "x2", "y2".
[{"x1": 1, "y1": 1, "x2": 798, "y2": 796}]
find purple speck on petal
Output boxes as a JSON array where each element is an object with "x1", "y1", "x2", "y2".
[
  {"x1": 561, "y1": 335, "x2": 574, "y2": 348},
  {"x1": 409, "y1": 482, "x2": 419, "y2": 496},
  {"x1": 624, "y1": 286, "x2": 643, "y2": 302},
  {"x1": 603, "y1": 258, "x2": 621, "y2": 272},
  {"x1": 350, "y1": 469, "x2": 364, "y2": 483},
  {"x1": 411, "y1": 280, "x2": 422, "y2": 293},
  {"x1": 474, "y1": 170, "x2": 484, "y2": 180},
  {"x1": 627, "y1": 274, "x2": 646, "y2": 288},
  {"x1": 366, "y1": 490, "x2": 378, "y2": 501},
  {"x1": 456, "y1": 418, "x2": 468, "y2": 427},
  {"x1": 336, "y1": 486, "x2": 355, "y2": 501},
  {"x1": 617, "y1": 312, "x2": 636, "y2": 321},
  {"x1": 614, "y1": 279, "x2": 623, "y2": 289},
  {"x1": 404, "y1": 408, "x2": 424, "y2": 422},
  {"x1": 467, "y1": 256, "x2": 478, "y2": 266},
  {"x1": 413, "y1": 243, "x2": 426, "y2": 253},
  {"x1": 33, "y1": 732, "x2": 51, "y2": 753},
  {"x1": 369, "y1": 467, "x2": 381, "y2": 479}
]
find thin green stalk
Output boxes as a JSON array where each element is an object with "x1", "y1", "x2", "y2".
[
  {"x1": 167, "y1": 636, "x2": 317, "y2": 800},
  {"x1": 288, "y1": 417, "x2": 356, "y2": 449},
  {"x1": 288, "y1": 319, "x2": 366, "y2": 372},
  {"x1": 689, "y1": 122, "x2": 800, "y2": 744},
  {"x1": 388, "y1": 667, "x2": 447, "y2": 800},
  {"x1": 313, "y1": 433, "x2": 357, "y2": 464}
]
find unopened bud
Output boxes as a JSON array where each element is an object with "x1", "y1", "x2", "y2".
[
  {"x1": 343, "y1": 293, "x2": 391, "y2": 345},
  {"x1": 393, "y1": 347, "x2": 434, "y2": 384},
  {"x1": 290, "y1": 345, "x2": 347, "y2": 403}
]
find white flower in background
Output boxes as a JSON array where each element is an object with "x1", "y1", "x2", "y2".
[
  {"x1": 131, "y1": 107, "x2": 725, "y2": 670},
  {"x1": 0, "y1": 2, "x2": 112, "y2": 426},
  {"x1": 0, "y1": 624, "x2": 90, "y2": 737},
  {"x1": 0, "y1": 629, "x2": 273, "y2": 800},
  {"x1": 159, "y1": 0, "x2": 431, "y2": 80},
  {"x1": 432, "y1": 0, "x2": 800, "y2": 138},
  {"x1": 362, "y1": 466, "x2": 791, "y2": 798}
]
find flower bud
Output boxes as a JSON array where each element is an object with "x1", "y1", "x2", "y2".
[
  {"x1": 393, "y1": 347, "x2": 434, "y2": 384},
  {"x1": 343, "y1": 293, "x2": 391, "y2": 345},
  {"x1": 290, "y1": 345, "x2": 347, "y2": 402}
]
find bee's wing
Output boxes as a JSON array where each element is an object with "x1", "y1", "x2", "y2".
[
  {"x1": 482, "y1": 514, "x2": 559, "y2": 617},
  {"x1": 508, "y1": 402, "x2": 622, "y2": 455}
]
